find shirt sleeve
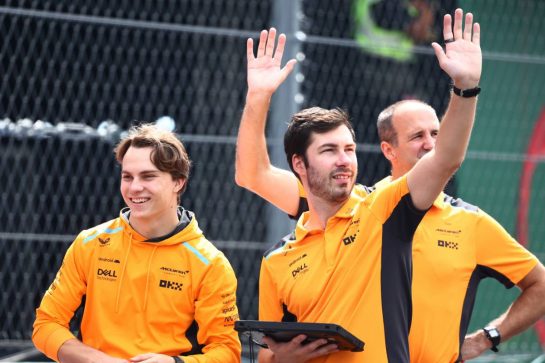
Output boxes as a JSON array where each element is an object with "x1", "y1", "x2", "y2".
[
  {"x1": 258, "y1": 258, "x2": 284, "y2": 322},
  {"x1": 366, "y1": 175, "x2": 425, "y2": 223},
  {"x1": 289, "y1": 180, "x2": 308, "y2": 220},
  {"x1": 297, "y1": 179, "x2": 306, "y2": 198},
  {"x1": 32, "y1": 234, "x2": 88, "y2": 361},
  {"x1": 182, "y1": 254, "x2": 241, "y2": 363},
  {"x1": 475, "y1": 211, "x2": 539, "y2": 287}
]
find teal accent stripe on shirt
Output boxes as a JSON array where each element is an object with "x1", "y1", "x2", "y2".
[
  {"x1": 83, "y1": 227, "x2": 124, "y2": 244},
  {"x1": 183, "y1": 242, "x2": 210, "y2": 265}
]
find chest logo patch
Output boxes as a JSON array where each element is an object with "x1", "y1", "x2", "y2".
[
  {"x1": 438, "y1": 239, "x2": 458, "y2": 250},
  {"x1": 343, "y1": 234, "x2": 356, "y2": 245},
  {"x1": 288, "y1": 253, "x2": 308, "y2": 268},
  {"x1": 97, "y1": 268, "x2": 118, "y2": 281},
  {"x1": 291, "y1": 263, "x2": 309, "y2": 278},
  {"x1": 98, "y1": 237, "x2": 110, "y2": 246},
  {"x1": 159, "y1": 279, "x2": 183, "y2": 291}
]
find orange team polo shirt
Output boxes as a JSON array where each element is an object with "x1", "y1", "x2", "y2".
[
  {"x1": 409, "y1": 194, "x2": 538, "y2": 362},
  {"x1": 292, "y1": 177, "x2": 539, "y2": 362},
  {"x1": 372, "y1": 177, "x2": 539, "y2": 362},
  {"x1": 259, "y1": 175, "x2": 427, "y2": 363}
]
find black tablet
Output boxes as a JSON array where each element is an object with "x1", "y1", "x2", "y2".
[{"x1": 234, "y1": 320, "x2": 365, "y2": 352}]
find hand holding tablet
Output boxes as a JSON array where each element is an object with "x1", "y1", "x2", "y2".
[{"x1": 235, "y1": 320, "x2": 365, "y2": 352}]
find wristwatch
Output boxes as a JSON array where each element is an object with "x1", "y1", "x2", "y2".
[
  {"x1": 482, "y1": 326, "x2": 501, "y2": 352},
  {"x1": 452, "y1": 85, "x2": 481, "y2": 97}
]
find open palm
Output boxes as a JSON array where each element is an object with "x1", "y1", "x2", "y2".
[
  {"x1": 432, "y1": 9, "x2": 482, "y2": 89},
  {"x1": 247, "y1": 28, "x2": 296, "y2": 94}
]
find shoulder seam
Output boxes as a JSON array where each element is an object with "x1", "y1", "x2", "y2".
[
  {"x1": 264, "y1": 232, "x2": 295, "y2": 258},
  {"x1": 443, "y1": 194, "x2": 479, "y2": 212}
]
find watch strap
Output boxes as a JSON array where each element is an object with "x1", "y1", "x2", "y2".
[
  {"x1": 452, "y1": 85, "x2": 481, "y2": 97},
  {"x1": 482, "y1": 326, "x2": 500, "y2": 353}
]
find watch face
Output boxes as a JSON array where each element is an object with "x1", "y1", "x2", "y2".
[{"x1": 489, "y1": 330, "x2": 499, "y2": 338}]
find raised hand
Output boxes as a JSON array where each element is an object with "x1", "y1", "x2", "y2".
[
  {"x1": 431, "y1": 8, "x2": 482, "y2": 89},
  {"x1": 247, "y1": 28, "x2": 297, "y2": 95}
]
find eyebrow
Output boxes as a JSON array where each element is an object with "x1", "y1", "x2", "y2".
[
  {"x1": 121, "y1": 169, "x2": 159, "y2": 175},
  {"x1": 317, "y1": 142, "x2": 355, "y2": 149},
  {"x1": 408, "y1": 130, "x2": 423, "y2": 138},
  {"x1": 318, "y1": 143, "x2": 338, "y2": 149},
  {"x1": 408, "y1": 128, "x2": 438, "y2": 138}
]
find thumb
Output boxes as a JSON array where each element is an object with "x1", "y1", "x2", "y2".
[
  {"x1": 279, "y1": 59, "x2": 297, "y2": 83},
  {"x1": 431, "y1": 42, "x2": 447, "y2": 69},
  {"x1": 130, "y1": 353, "x2": 153, "y2": 362}
]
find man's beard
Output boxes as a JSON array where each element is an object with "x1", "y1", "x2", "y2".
[{"x1": 306, "y1": 165, "x2": 355, "y2": 204}]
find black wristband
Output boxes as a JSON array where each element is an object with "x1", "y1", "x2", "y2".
[
  {"x1": 482, "y1": 326, "x2": 501, "y2": 353},
  {"x1": 172, "y1": 357, "x2": 184, "y2": 363},
  {"x1": 452, "y1": 85, "x2": 481, "y2": 98}
]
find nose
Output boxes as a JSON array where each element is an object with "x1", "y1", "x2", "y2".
[
  {"x1": 336, "y1": 150, "x2": 351, "y2": 166},
  {"x1": 129, "y1": 178, "x2": 144, "y2": 192},
  {"x1": 422, "y1": 133, "x2": 435, "y2": 150}
]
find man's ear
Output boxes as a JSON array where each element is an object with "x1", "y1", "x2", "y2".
[
  {"x1": 292, "y1": 154, "x2": 306, "y2": 177},
  {"x1": 380, "y1": 141, "x2": 396, "y2": 162},
  {"x1": 174, "y1": 178, "x2": 186, "y2": 193}
]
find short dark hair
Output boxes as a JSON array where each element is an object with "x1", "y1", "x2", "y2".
[
  {"x1": 114, "y1": 124, "x2": 192, "y2": 198},
  {"x1": 377, "y1": 99, "x2": 432, "y2": 146},
  {"x1": 284, "y1": 107, "x2": 355, "y2": 178}
]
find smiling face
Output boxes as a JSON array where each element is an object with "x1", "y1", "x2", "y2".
[
  {"x1": 380, "y1": 101, "x2": 440, "y2": 178},
  {"x1": 294, "y1": 125, "x2": 358, "y2": 204},
  {"x1": 120, "y1": 146, "x2": 183, "y2": 231}
]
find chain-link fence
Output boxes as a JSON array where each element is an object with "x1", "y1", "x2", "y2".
[{"x1": 1, "y1": 0, "x2": 544, "y2": 361}]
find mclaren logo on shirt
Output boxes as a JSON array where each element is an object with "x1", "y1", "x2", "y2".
[
  {"x1": 435, "y1": 228, "x2": 461, "y2": 235},
  {"x1": 98, "y1": 257, "x2": 120, "y2": 264},
  {"x1": 160, "y1": 266, "x2": 190, "y2": 277},
  {"x1": 288, "y1": 253, "x2": 308, "y2": 267}
]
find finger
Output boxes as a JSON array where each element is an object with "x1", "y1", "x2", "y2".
[
  {"x1": 431, "y1": 42, "x2": 447, "y2": 67},
  {"x1": 130, "y1": 353, "x2": 152, "y2": 362},
  {"x1": 298, "y1": 338, "x2": 329, "y2": 354},
  {"x1": 472, "y1": 23, "x2": 480, "y2": 46},
  {"x1": 442, "y1": 14, "x2": 453, "y2": 42},
  {"x1": 247, "y1": 38, "x2": 255, "y2": 61},
  {"x1": 265, "y1": 27, "x2": 277, "y2": 56},
  {"x1": 257, "y1": 29, "x2": 268, "y2": 57},
  {"x1": 279, "y1": 59, "x2": 297, "y2": 82},
  {"x1": 463, "y1": 12, "x2": 473, "y2": 40},
  {"x1": 290, "y1": 334, "x2": 308, "y2": 345},
  {"x1": 307, "y1": 343, "x2": 339, "y2": 359},
  {"x1": 453, "y1": 8, "x2": 463, "y2": 40},
  {"x1": 273, "y1": 33, "x2": 287, "y2": 64}
]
